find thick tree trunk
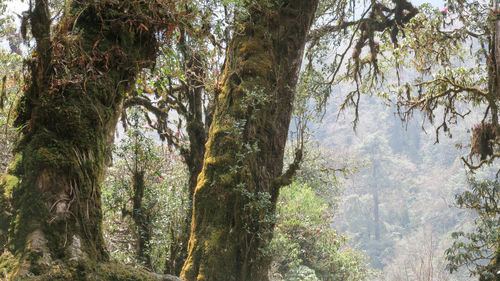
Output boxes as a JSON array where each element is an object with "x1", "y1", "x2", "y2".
[
  {"x1": 0, "y1": 1, "x2": 180, "y2": 280},
  {"x1": 180, "y1": 1, "x2": 318, "y2": 281}
]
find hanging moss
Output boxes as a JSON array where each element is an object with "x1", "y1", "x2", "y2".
[{"x1": 471, "y1": 122, "x2": 497, "y2": 160}]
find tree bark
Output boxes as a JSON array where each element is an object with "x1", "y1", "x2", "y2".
[
  {"x1": 489, "y1": 0, "x2": 500, "y2": 138},
  {"x1": 0, "y1": 1, "x2": 173, "y2": 279},
  {"x1": 132, "y1": 171, "x2": 152, "y2": 269},
  {"x1": 372, "y1": 163, "x2": 380, "y2": 241},
  {"x1": 495, "y1": 0, "x2": 500, "y2": 101},
  {"x1": 180, "y1": 1, "x2": 318, "y2": 280},
  {"x1": 484, "y1": 4, "x2": 500, "y2": 278}
]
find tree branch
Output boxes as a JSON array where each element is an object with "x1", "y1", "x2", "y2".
[{"x1": 273, "y1": 148, "x2": 303, "y2": 188}]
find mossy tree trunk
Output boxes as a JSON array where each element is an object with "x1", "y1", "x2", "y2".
[
  {"x1": 132, "y1": 171, "x2": 152, "y2": 269},
  {"x1": 0, "y1": 0, "x2": 177, "y2": 279},
  {"x1": 488, "y1": 9, "x2": 500, "y2": 139},
  {"x1": 180, "y1": 1, "x2": 318, "y2": 281}
]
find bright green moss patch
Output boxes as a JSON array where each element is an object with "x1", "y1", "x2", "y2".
[
  {"x1": 1, "y1": 174, "x2": 18, "y2": 198},
  {"x1": 7, "y1": 153, "x2": 23, "y2": 175}
]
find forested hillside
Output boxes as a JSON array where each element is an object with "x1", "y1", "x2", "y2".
[{"x1": 316, "y1": 95, "x2": 491, "y2": 280}]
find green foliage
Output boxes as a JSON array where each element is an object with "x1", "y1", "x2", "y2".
[
  {"x1": 270, "y1": 181, "x2": 374, "y2": 281},
  {"x1": 338, "y1": 132, "x2": 417, "y2": 269},
  {"x1": 0, "y1": 29, "x2": 25, "y2": 256},
  {"x1": 0, "y1": 46, "x2": 23, "y2": 172},
  {"x1": 445, "y1": 179, "x2": 500, "y2": 278},
  {"x1": 102, "y1": 109, "x2": 189, "y2": 272},
  {"x1": 374, "y1": 0, "x2": 500, "y2": 169}
]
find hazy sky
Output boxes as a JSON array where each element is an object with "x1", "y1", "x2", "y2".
[{"x1": 6, "y1": 1, "x2": 27, "y2": 14}]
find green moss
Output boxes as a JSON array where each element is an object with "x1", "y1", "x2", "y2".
[
  {"x1": 31, "y1": 265, "x2": 74, "y2": 281},
  {"x1": 7, "y1": 153, "x2": 23, "y2": 175},
  {"x1": 2, "y1": 174, "x2": 18, "y2": 198},
  {"x1": 92, "y1": 262, "x2": 160, "y2": 281},
  {"x1": 239, "y1": 55, "x2": 272, "y2": 77},
  {"x1": 239, "y1": 41, "x2": 264, "y2": 56},
  {"x1": 203, "y1": 154, "x2": 233, "y2": 168},
  {"x1": 219, "y1": 174, "x2": 233, "y2": 186},
  {"x1": 0, "y1": 251, "x2": 18, "y2": 279},
  {"x1": 1, "y1": 251, "x2": 175, "y2": 280}
]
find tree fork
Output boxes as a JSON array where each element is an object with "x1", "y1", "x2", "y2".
[
  {"x1": 164, "y1": 33, "x2": 210, "y2": 275},
  {"x1": 180, "y1": 1, "x2": 318, "y2": 280}
]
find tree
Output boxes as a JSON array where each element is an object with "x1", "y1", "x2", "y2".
[
  {"x1": 381, "y1": 2, "x2": 499, "y2": 169},
  {"x1": 357, "y1": 133, "x2": 394, "y2": 242},
  {"x1": 376, "y1": 2, "x2": 500, "y2": 276},
  {"x1": 0, "y1": 0, "x2": 181, "y2": 279},
  {"x1": 446, "y1": 179, "x2": 500, "y2": 281},
  {"x1": 267, "y1": 143, "x2": 369, "y2": 280},
  {"x1": 179, "y1": 1, "x2": 319, "y2": 280},
  {"x1": 116, "y1": 110, "x2": 164, "y2": 269},
  {"x1": 0, "y1": 0, "x2": 425, "y2": 278},
  {"x1": 122, "y1": 2, "x2": 223, "y2": 271}
]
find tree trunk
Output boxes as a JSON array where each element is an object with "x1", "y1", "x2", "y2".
[
  {"x1": 372, "y1": 163, "x2": 380, "y2": 241},
  {"x1": 484, "y1": 4, "x2": 500, "y2": 278},
  {"x1": 132, "y1": 171, "x2": 152, "y2": 269},
  {"x1": 180, "y1": 1, "x2": 318, "y2": 281},
  {"x1": 489, "y1": 0, "x2": 500, "y2": 137},
  {"x1": 0, "y1": 1, "x2": 179, "y2": 279},
  {"x1": 165, "y1": 38, "x2": 210, "y2": 276},
  {"x1": 495, "y1": 0, "x2": 500, "y2": 101}
]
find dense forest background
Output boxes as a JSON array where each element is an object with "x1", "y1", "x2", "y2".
[
  {"x1": 0, "y1": 0, "x2": 499, "y2": 280},
  {"x1": 317, "y1": 95, "x2": 490, "y2": 280}
]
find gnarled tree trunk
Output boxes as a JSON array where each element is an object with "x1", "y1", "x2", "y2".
[
  {"x1": 180, "y1": 1, "x2": 319, "y2": 280},
  {"x1": 0, "y1": 1, "x2": 180, "y2": 280}
]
